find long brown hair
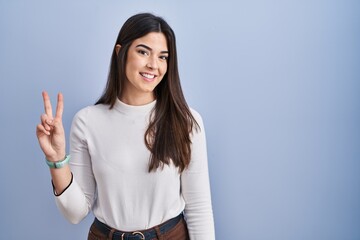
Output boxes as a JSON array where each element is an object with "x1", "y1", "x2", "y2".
[{"x1": 96, "y1": 13, "x2": 199, "y2": 173}]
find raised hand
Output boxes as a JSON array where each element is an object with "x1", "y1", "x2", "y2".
[{"x1": 36, "y1": 91, "x2": 66, "y2": 162}]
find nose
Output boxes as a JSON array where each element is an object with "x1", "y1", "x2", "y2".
[{"x1": 146, "y1": 56, "x2": 159, "y2": 70}]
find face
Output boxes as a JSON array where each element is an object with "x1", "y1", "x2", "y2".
[{"x1": 121, "y1": 32, "x2": 168, "y2": 104}]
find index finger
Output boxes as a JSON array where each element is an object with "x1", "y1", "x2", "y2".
[
  {"x1": 55, "y1": 92, "x2": 64, "y2": 119},
  {"x1": 42, "y1": 91, "x2": 53, "y2": 118}
]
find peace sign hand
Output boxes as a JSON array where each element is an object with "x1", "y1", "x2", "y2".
[{"x1": 36, "y1": 91, "x2": 66, "y2": 162}]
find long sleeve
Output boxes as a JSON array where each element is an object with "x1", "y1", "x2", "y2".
[
  {"x1": 52, "y1": 101, "x2": 213, "y2": 232},
  {"x1": 54, "y1": 108, "x2": 96, "y2": 224},
  {"x1": 181, "y1": 111, "x2": 215, "y2": 239}
]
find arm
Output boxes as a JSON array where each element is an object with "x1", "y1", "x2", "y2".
[
  {"x1": 181, "y1": 111, "x2": 215, "y2": 239},
  {"x1": 54, "y1": 108, "x2": 96, "y2": 224},
  {"x1": 36, "y1": 92, "x2": 95, "y2": 224},
  {"x1": 36, "y1": 92, "x2": 72, "y2": 194}
]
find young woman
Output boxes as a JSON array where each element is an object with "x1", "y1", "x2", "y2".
[{"x1": 36, "y1": 13, "x2": 215, "y2": 240}]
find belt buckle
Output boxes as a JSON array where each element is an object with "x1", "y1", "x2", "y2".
[{"x1": 132, "y1": 231, "x2": 145, "y2": 240}]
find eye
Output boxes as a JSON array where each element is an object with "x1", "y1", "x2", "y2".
[
  {"x1": 159, "y1": 56, "x2": 168, "y2": 61},
  {"x1": 138, "y1": 50, "x2": 149, "y2": 56}
]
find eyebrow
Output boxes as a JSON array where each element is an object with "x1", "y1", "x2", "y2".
[{"x1": 136, "y1": 44, "x2": 169, "y2": 54}]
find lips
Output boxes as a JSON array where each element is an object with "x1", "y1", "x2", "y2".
[{"x1": 140, "y1": 72, "x2": 157, "y2": 81}]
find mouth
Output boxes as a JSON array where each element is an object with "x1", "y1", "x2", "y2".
[{"x1": 140, "y1": 72, "x2": 157, "y2": 81}]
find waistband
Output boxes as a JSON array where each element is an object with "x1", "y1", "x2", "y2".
[{"x1": 93, "y1": 213, "x2": 183, "y2": 240}]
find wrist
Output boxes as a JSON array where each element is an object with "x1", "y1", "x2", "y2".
[
  {"x1": 46, "y1": 153, "x2": 66, "y2": 162},
  {"x1": 46, "y1": 155, "x2": 70, "y2": 169}
]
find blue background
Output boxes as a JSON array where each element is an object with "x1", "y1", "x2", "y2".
[{"x1": 1, "y1": 0, "x2": 359, "y2": 239}]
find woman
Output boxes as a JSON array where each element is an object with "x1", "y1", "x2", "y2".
[{"x1": 36, "y1": 13, "x2": 215, "y2": 240}]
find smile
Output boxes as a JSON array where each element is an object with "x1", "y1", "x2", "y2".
[{"x1": 140, "y1": 72, "x2": 156, "y2": 79}]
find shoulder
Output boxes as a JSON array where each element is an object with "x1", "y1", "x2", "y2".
[
  {"x1": 70, "y1": 104, "x2": 111, "y2": 136},
  {"x1": 189, "y1": 107, "x2": 203, "y2": 123},
  {"x1": 74, "y1": 104, "x2": 109, "y2": 118},
  {"x1": 72, "y1": 104, "x2": 110, "y2": 125},
  {"x1": 190, "y1": 107, "x2": 205, "y2": 125},
  {"x1": 189, "y1": 107, "x2": 205, "y2": 133}
]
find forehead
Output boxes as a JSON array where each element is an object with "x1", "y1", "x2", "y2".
[{"x1": 131, "y1": 32, "x2": 168, "y2": 51}]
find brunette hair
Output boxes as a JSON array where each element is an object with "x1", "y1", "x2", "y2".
[{"x1": 96, "y1": 13, "x2": 199, "y2": 172}]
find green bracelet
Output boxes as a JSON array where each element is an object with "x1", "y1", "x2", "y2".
[{"x1": 46, "y1": 155, "x2": 70, "y2": 169}]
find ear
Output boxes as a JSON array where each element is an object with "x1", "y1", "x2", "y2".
[{"x1": 115, "y1": 44, "x2": 121, "y2": 55}]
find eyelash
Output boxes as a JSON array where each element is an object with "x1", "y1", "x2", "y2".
[
  {"x1": 138, "y1": 50, "x2": 149, "y2": 56},
  {"x1": 137, "y1": 50, "x2": 168, "y2": 61}
]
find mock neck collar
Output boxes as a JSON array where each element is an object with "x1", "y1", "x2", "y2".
[{"x1": 113, "y1": 98, "x2": 156, "y2": 115}]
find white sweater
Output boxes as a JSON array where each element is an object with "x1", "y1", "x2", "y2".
[{"x1": 55, "y1": 99, "x2": 215, "y2": 239}]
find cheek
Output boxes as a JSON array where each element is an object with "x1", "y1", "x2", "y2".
[
  {"x1": 160, "y1": 63, "x2": 168, "y2": 76},
  {"x1": 125, "y1": 60, "x2": 138, "y2": 78},
  {"x1": 125, "y1": 64, "x2": 131, "y2": 80},
  {"x1": 125, "y1": 53, "x2": 142, "y2": 75}
]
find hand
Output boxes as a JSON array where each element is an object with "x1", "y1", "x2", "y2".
[{"x1": 36, "y1": 91, "x2": 66, "y2": 162}]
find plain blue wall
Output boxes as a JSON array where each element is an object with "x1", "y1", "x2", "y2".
[{"x1": 1, "y1": 0, "x2": 359, "y2": 239}]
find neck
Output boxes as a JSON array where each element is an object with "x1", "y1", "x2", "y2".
[{"x1": 120, "y1": 92, "x2": 155, "y2": 106}]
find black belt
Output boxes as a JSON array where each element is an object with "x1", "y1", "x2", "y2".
[{"x1": 94, "y1": 213, "x2": 183, "y2": 240}]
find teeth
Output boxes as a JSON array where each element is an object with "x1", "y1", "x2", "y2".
[{"x1": 141, "y1": 73, "x2": 155, "y2": 79}]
